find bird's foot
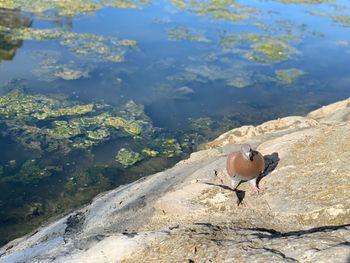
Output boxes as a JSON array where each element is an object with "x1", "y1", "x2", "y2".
[{"x1": 251, "y1": 186, "x2": 262, "y2": 194}]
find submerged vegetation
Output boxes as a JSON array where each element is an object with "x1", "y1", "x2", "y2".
[
  {"x1": 32, "y1": 54, "x2": 90, "y2": 81},
  {"x1": 277, "y1": 0, "x2": 336, "y2": 4},
  {"x1": 0, "y1": 88, "x2": 210, "y2": 185},
  {"x1": 170, "y1": 0, "x2": 256, "y2": 21},
  {"x1": 275, "y1": 68, "x2": 305, "y2": 85},
  {"x1": 0, "y1": 90, "x2": 157, "y2": 156},
  {"x1": 308, "y1": 10, "x2": 350, "y2": 27},
  {"x1": 0, "y1": 25, "x2": 137, "y2": 63},
  {"x1": 168, "y1": 27, "x2": 210, "y2": 43},
  {"x1": 115, "y1": 148, "x2": 142, "y2": 167},
  {"x1": 219, "y1": 20, "x2": 305, "y2": 64},
  {"x1": 0, "y1": 0, "x2": 151, "y2": 16}
]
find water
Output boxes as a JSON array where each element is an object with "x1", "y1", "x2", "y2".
[{"x1": 0, "y1": 0, "x2": 350, "y2": 245}]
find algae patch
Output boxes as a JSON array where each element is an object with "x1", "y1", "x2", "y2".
[
  {"x1": 0, "y1": 0, "x2": 151, "y2": 16},
  {"x1": 32, "y1": 55, "x2": 90, "y2": 81},
  {"x1": 0, "y1": 90, "x2": 151, "y2": 154},
  {"x1": 0, "y1": 26, "x2": 138, "y2": 63},
  {"x1": 170, "y1": 0, "x2": 256, "y2": 22},
  {"x1": 275, "y1": 68, "x2": 305, "y2": 85},
  {"x1": 168, "y1": 27, "x2": 210, "y2": 43},
  {"x1": 115, "y1": 148, "x2": 142, "y2": 167}
]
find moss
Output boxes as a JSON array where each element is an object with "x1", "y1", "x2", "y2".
[
  {"x1": 275, "y1": 68, "x2": 305, "y2": 85},
  {"x1": 115, "y1": 148, "x2": 142, "y2": 167}
]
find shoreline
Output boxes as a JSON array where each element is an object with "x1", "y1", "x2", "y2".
[{"x1": 1, "y1": 97, "x2": 350, "y2": 262}]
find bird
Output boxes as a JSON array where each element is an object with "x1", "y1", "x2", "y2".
[{"x1": 226, "y1": 144, "x2": 265, "y2": 193}]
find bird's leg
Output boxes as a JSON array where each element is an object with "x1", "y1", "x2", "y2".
[
  {"x1": 249, "y1": 177, "x2": 261, "y2": 193},
  {"x1": 231, "y1": 176, "x2": 241, "y2": 191}
]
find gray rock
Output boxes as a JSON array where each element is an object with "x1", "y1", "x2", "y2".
[{"x1": 1, "y1": 97, "x2": 350, "y2": 262}]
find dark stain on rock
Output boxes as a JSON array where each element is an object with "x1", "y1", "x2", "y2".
[{"x1": 64, "y1": 212, "x2": 85, "y2": 241}]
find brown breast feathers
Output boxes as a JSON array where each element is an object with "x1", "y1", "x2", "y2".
[
  {"x1": 226, "y1": 152, "x2": 238, "y2": 177},
  {"x1": 227, "y1": 151, "x2": 265, "y2": 178}
]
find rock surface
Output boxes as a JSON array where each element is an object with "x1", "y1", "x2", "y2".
[{"x1": 1, "y1": 98, "x2": 350, "y2": 263}]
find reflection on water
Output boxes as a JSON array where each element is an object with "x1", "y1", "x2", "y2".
[
  {"x1": 0, "y1": 0, "x2": 350, "y2": 246},
  {"x1": 0, "y1": 8, "x2": 32, "y2": 60}
]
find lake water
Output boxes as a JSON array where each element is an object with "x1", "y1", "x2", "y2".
[{"x1": 1, "y1": 0, "x2": 350, "y2": 246}]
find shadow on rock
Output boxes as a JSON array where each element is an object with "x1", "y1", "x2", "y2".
[
  {"x1": 203, "y1": 182, "x2": 245, "y2": 206},
  {"x1": 257, "y1": 152, "x2": 280, "y2": 186},
  {"x1": 247, "y1": 223, "x2": 350, "y2": 239}
]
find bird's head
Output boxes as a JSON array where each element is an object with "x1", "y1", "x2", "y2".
[{"x1": 240, "y1": 144, "x2": 253, "y2": 161}]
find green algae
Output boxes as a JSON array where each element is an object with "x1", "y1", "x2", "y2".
[
  {"x1": 0, "y1": 90, "x2": 151, "y2": 154},
  {"x1": 8, "y1": 159, "x2": 17, "y2": 168},
  {"x1": 277, "y1": 0, "x2": 335, "y2": 4},
  {"x1": 32, "y1": 55, "x2": 90, "y2": 82},
  {"x1": 168, "y1": 27, "x2": 210, "y2": 43},
  {"x1": 115, "y1": 148, "x2": 142, "y2": 167},
  {"x1": 106, "y1": 117, "x2": 142, "y2": 135},
  {"x1": 171, "y1": 0, "x2": 187, "y2": 9},
  {"x1": 34, "y1": 104, "x2": 94, "y2": 120},
  {"x1": 275, "y1": 68, "x2": 305, "y2": 85},
  {"x1": 0, "y1": 0, "x2": 151, "y2": 17},
  {"x1": 46, "y1": 121, "x2": 83, "y2": 140},
  {"x1": 158, "y1": 138, "x2": 182, "y2": 158},
  {"x1": 170, "y1": 0, "x2": 256, "y2": 22},
  {"x1": 181, "y1": 62, "x2": 274, "y2": 89},
  {"x1": 245, "y1": 39, "x2": 297, "y2": 64},
  {"x1": 337, "y1": 40, "x2": 349, "y2": 46},
  {"x1": 0, "y1": 26, "x2": 137, "y2": 63},
  {"x1": 308, "y1": 10, "x2": 350, "y2": 27},
  {"x1": 219, "y1": 28, "x2": 301, "y2": 64},
  {"x1": 150, "y1": 84, "x2": 195, "y2": 101},
  {"x1": 0, "y1": 88, "x2": 191, "y2": 175},
  {"x1": 142, "y1": 148, "x2": 158, "y2": 157},
  {"x1": 332, "y1": 15, "x2": 350, "y2": 26},
  {"x1": 0, "y1": 159, "x2": 63, "y2": 184}
]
